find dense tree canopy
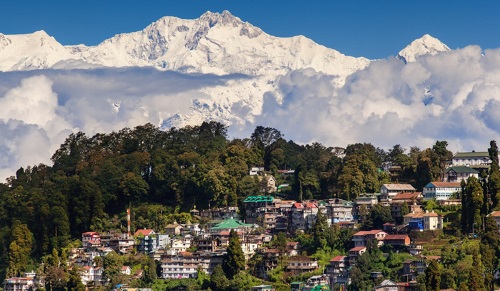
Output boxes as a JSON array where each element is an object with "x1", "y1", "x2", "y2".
[{"x1": 1, "y1": 121, "x2": 498, "y2": 287}]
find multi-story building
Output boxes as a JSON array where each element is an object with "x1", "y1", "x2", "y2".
[
  {"x1": 348, "y1": 246, "x2": 366, "y2": 265},
  {"x1": 80, "y1": 266, "x2": 103, "y2": 285},
  {"x1": 326, "y1": 199, "x2": 354, "y2": 224},
  {"x1": 380, "y1": 184, "x2": 416, "y2": 201},
  {"x1": 445, "y1": 166, "x2": 479, "y2": 182},
  {"x1": 404, "y1": 210, "x2": 443, "y2": 231},
  {"x1": 3, "y1": 272, "x2": 39, "y2": 291},
  {"x1": 160, "y1": 251, "x2": 225, "y2": 279},
  {"x1": 390, "y1": 192, "x2": 422, "y2": 218},
  {"x1": 400, "y1": 259, "x2": 427, "y2": 282},
  {"x1": 82, "y1": 232, "x2": 101, "y2": 249},
  {"x1": 243, "y1": 196, "x2": 277, "y2": 225},
  {"x1": 452, "y1": 151, "x2": 493, "y2": 167},
  {"x1": 286, "y1": 256, "x2": 319, "y2": 276},
  {"x1": 352, "y1": 230, "x2": 387, "y2": 247},
  {"x1": 383, "y1": 234, "x2": 410, "y2": 247},
  {"x1": 136, "y1": 233, "x2": 170, "y2": 254},
  {"x1": 100, "y1": 232, "x2": 135, "y2": 254},
  {"x1": 354, "y1": 194, "x2": 379, "y2": 220},
  {"x1": 326, "y1": 256, "x2": 350, "y2": 287},
  {"x1": 423, "y1": 182, "x2": 461, "y2": 200},
  {"x1": 291, "y1": 202, "x2": 318, "y2": 232}
]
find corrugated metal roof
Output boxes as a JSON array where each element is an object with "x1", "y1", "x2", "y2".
[
  {"x1": 382, "y1": 184, "x2": 416, "y2": 191},
  {"x1": 243, "y1": 195, "x2": 274, "y2": 203},
  {"x1": 453, "y1": 151, "x2": 489, "y2": 158}
]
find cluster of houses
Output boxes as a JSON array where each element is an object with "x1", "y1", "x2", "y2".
[{"x1": 4, "y1": 151, "x2": 499, "y2": 291}]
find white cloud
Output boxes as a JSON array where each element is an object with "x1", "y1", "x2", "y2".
[
  {"x1": 254, "y1": 45, "x2": 500, "y2": 153},
  {"x1": 2, "y1": 47, "x2": 500, "y2": 181}
]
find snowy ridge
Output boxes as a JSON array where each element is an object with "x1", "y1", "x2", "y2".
[
  {"x1": 0, "y1": 11, "x2": 370, "y2": 80},
  {"x1": 397, "y1": 34, "x2": 450, "y2": 63},
  {"x1": 0, "y1": 12, "x2": 452, "y2": 130}
]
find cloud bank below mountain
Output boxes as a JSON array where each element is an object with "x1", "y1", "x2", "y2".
[{"x1": 1, "y1": 45, "x2": 500, "y2": 180}]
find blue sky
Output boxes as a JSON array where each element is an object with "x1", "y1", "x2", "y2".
[{"x1": 1, "y1": 1, "x2": 500, "y2": 58}]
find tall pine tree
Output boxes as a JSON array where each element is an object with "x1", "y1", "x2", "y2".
[{"x1": 222, "y1": 229, "x2": 245, "y2": 279}]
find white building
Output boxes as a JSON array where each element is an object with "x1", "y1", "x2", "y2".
[
  {"x1": 423, "y1": 182, "x2": 461, "y2": 200},
  {"x1": 3, "y1": 272, "x2": 37, "y2": 291},
  {"x1": 452, "y1": 151, "x2": 492, "y2": 167},
  {"x1": 80, "y1": 266, "x2": 103, "y2": 285},
  {"x1": 445, "y1": 166, "x2": 479, "y2": 182},
  {"x1": 160, "y1": 252, "x2": 225, "y2": 279}
]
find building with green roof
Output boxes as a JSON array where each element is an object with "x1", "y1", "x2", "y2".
[
  {"x1": 209, "y1": 218, "x2": 254, "y2": 232},
  {"x1": 452, "y1": 151, "x2": 493, "y2": 168},
  {"x1": 445, "y1": 166, "x2": 479, "y2": 182}
]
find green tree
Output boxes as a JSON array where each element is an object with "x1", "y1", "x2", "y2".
[
  {"x1": 7, "y1": 221, "x2": 34, "y2": 276},
  {"x1": 464, "y1": 176, "x2": 484, "y2": 233},
  {"x1": 67, "y1": 267, "x2": 86, "y2": 291},
  {"x1": 210, "y1": 264, "x2": 229, "y2": 291},
  {"x1": 469, "y1": 253, "x2": 485, "y2": 291},
  {"x1": 362, "y1": 204, "x2": 394, "y2": 230},
  {"x1": 312, "y1": 210, "x2": 328, "y2": 249},
  {"x1": 102, "y1": 251, "x2": 125, "y2": 286},
  {"x1": 488, "y1": 140, "x2": 500, "y2": 209},
  {"x1": 425, "y1": 260, "x2": 441, "y2": 291},
  {"x1": 222, "y1": 229, "x2": 245, "y2": 279}
]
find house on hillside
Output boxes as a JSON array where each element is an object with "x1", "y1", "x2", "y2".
[
  {"x1": 423, "y1": 182, "x2": 461, "y2": 200},
  {"x1": 326, "y1": 256, "x2": 350, "y2": 286},
  {"x1": 404, "y1": 210, "x2": 443, "y2": 231},
  {"x1": 286, "y1": 256, "x2": 319, "y2": 275},
  {"x1": 444, "y1": 166, "x2": 479, "y2": 182},
  {"x1": 352, "y1": 230, "x2": 387, "y2": 247},
  {"x1": 380, "y1": 184, "x2": 416, "y2": 200},
  {"x1": 452, "y1": 151, "x2": 493, "y2": 168}
]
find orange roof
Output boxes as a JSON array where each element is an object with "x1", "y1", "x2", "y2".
[
  {"x1": 393, "y1": 192, "x2": 421, "y2": 200},
  {"x1": 353, "y1": 230, "x2": 384, "y2": 236},
  {"x1": 349, "y1": 246, "x2": 367, "y2": 252},
  {"x1": 134, "y1": 229, "x2": 155, "y2": 236},
  {"x1": 490, "y1": 211, "x2": 500, "y2": 217},
  {"x1": 428, "y1": 182, "x2": 461, "y2": 188},
  {"x1": 384, "y1": 235, "x2": 409, "y2": 240}
]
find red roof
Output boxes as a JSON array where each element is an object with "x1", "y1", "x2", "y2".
[
  {"x1": 330, "y1": 255, "x2": 346, "y2": 262},
  {"x1": 349, "y1": 246, "x2": 367, "y2": 252},
  {"x1": 293, "y1": 202, "x2": 304, "y2": 208},
  {"x1": 305, "y1": 202, "x2": 318, "y2": 208}
]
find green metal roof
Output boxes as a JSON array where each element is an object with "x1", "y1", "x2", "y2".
[
  {"x1": 210, "y1": 218, "x2": 253, "y2": 230},
  {"x1": 243, "y1": 195, "x2": 274, "y2": 203},
  {"x1": 454, "y1": 151, "x2": 489, "y2": 158},
  {"x1": 447, "y1": 166, "x2": 480, "y2": 174}
]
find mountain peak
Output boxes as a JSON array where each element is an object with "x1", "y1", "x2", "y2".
[
  {"x1": 397, "y1": 34, "x2": 450, "y2": 63},
  {"x1": 198, "y1": 10, "x2": 242, "y2": 27}
]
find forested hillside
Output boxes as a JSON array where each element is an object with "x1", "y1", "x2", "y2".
[{"x1": 1, "y1": 121, "x2": 498, "y2": 283}]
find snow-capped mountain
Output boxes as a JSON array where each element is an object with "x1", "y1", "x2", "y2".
[
  {"x1": 0, "y1": 11, "x2": 451, "y2": 129},
  {"x1": 0, "y1": 11, "x2": 370, "y2": 79},
  {"x1": 397, "y1": 34, "x2": 450, "y2": 63},
  {"x1": 0, "y1": 30, "x2": 75, "y2": 71}
]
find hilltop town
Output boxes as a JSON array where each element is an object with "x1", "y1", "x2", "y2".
[{"x1": 1, "y1": 124, "x2": 500, "y2": 291}]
